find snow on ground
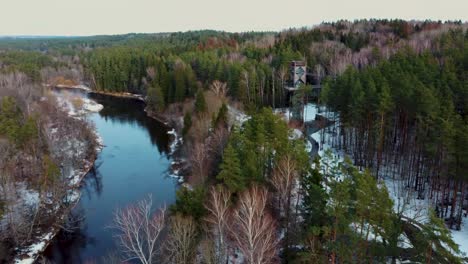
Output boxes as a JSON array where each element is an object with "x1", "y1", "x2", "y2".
[
  {"x1": 303, "y1": 103, "x2": 318, "y2": 122},
  {"x1": 0, "y1": 183, "x2": 40, "y2": 233},
  {"x1": 275, "y1": 103, "x2": 336, "y2": 123},
  {"x1": 12, "y1": 91, "x2": 104, "y2": 264},
  {"x1": 274, "y1": 108, "x2": 291, "y2": 122},
  {"x1": 383, "y1": 176, "x2": 430, "y2": 223},
  {"x1": 54, "y1": 84, "x2": 91, "y2": 92},
  {"x1": 228, "y1": 248, "x2": 245, "y2": 264},
  {"x1": 379, "y1": 160, "x2": 467, "y2": 254},
  {"x1": 309, "y1": 106, "x2": 431, "y2": 222},
  {"x1": 168, "y1": 128, "x2": 182, "y2": 155},
  {"x1": 228, "y1": 105, "x2": 250, "y2": 125},
  {"x1": 451, "y1": 219, "x2": 468, "y2": 256},
  {"x1": 83, "y1": 98, "x2": 104, "y2": 112},
  {"x1": 168, "y1": 162, "x2": 184, "y2": 183},
  {"x1": 306, "y1": 104, "x2": 468, "y2": 256},
  {"x1": 351, "y1": 223, "x2": 384, "y2": 243},
  {"x1": 66, "y1": 190, "x2": 81, "y2": 203},
  {"x1": 167, "y1": 129, "x2": 185, "y2": 183},
  {"x1": 54, "y1": 91, "x2": 103, "y2": 117},
  {"x1": 14, "y1": 232, "x2": 54, "y2": 264},
  {"x1": 305, "y1": 138, "x2": 313, "y2": 153},
  {"x1": 17, "y1": 184, "x2": 40, "y2": 209},
  {"x1": 290, "y1": 128, "x2": 303, "y2": 140},
  {"x1": 304, "y1": 104, "x2": 345, "y2": 161},
  {"x1": 94, "y1": 132, "x2": 104, "y2": 152}
]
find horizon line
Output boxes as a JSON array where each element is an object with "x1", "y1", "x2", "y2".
[{"x1": 0, "y1": 19, "x2": 466, "y2": 39}]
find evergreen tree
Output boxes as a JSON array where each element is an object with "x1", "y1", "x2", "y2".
[
  {"x1": 412, "y1": 210, "x2": 463, "y2": 264},
  {"x1": 146, "y1": 84, "x2": 165, "y2": 111},
  {"x1": 217, "y1": 142, "x2": 244, "y2": 193},
  {"x1": 171, "y1": 186, "x2": 207, "y2": 223},
  {"x1": 213, "y1": 103, "x2": 228, "y2": 128},
  {"x1": 302, "y1": 157, "x2": 328, "y2": 227},
  {"x1": 182, "y1": 112, "x2": 192, "y2": 138},
  {"x1": 194, "y1": 89, "x2": 207, "y2": 114}
]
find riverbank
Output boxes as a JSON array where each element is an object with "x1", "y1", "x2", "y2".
[
  {"x1": 13, "y1": 156, "x2": 99, "y2": 264},
  {"x1": 87, "y1": 85, "x2": 189, "y2": 184},
  {"x1": 89, "y1": 90, "x2": 145, "y2": 102},
  {"x1": 52, "y1": 83, "x2": 189, "y2": 183},
  {"x1": 43, "y1": 88, "x2": 179, "y2": 262},
  {"x1": 145, "y1": 106, "x2": 188, "y2": 183},
  {"x1": 50, "y1": 84, "x2": 144, "y2": 102},
  {"x1": 13, "y1": 92, "x2": 104, "y2": 264}
]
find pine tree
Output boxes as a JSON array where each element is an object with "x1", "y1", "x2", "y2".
[
  {"x1": 302, "y1": 157, "x2": 328, "y2": 227},
  {"x1": 146, "y1": 84, "x2": 165, "y2": 111},
  {"x1": 412, "y1": 210, "x2": 463, "y2": 264},
  {"x1": 376, "y1": 80, "x2": 393, "y2": 177},
  {"x1": 213, "y1": 103, "x2": 228, "y2": 128},
  {"x1": 217, "y1": 142, "x2": 244, "y2": 193},
  {"x1": 327, "y1": 177, "x2": 353, "y2": 264},
  {"x1": 171, "y1": 187, "x2": 207, "y2": 223},
  {"x1": 182, "y1": 112, "x2": 192, "y2": 138},
  {"x1": 173, "y1": 66, "x2": 186, "y2": 102},
  {"x1": 194, "y1": 89, "x2": 207, "y2": 114}
]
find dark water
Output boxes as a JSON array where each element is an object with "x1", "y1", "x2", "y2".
[{"x1": 43, "y1": 93, "x2": 177, "y2": 263}]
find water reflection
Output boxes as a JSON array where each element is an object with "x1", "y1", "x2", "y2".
[
  {"x1": 43, "y1": 92, "x2": 177, "y2": 263},
  {"x1": 81, "y1": 165, "x2": 103, "y2": 200},
  {"x1": 90, "y1": 93, "x2": 171, "y2": 155},
  {"x1": 45, "y1": 207, "x2": 93, "y2": 264}
]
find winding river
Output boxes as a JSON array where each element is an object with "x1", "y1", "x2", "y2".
[{"x1": 43, "y1": 92, "x2": 178, "y2": 263}]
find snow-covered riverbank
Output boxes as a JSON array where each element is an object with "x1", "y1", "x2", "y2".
[
  {"x1": 12, "y1": 91, "x2": 104, "y2": 264},
  {"x1": 167, "y1": 127, "x2": 186, "y2": 183}
]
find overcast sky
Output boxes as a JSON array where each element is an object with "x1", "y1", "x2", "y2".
[{"x1": 1, "y1": 0, "x2": 467, "y2": 36}]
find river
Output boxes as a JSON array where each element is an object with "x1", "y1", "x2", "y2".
[{"x1": 43, "y1": 92, "x2": 178, "y2": 263}]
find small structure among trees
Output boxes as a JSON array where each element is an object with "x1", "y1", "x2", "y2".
[
  {"x1": 284, "y1": 61, "x2": 307, "y2": 92},
  {"x1": 284, "y1": 60, "x2": 309, "y2": 122},
  {"x1": 284, "y1": 61, "x2": 325, "y2": 122}
]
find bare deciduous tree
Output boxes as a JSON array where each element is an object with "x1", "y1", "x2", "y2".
[
  {"x1": 271, "y1": 155, "x2": 297, "y2": 215},
  {"x1": 146, "y1": 67, "x2": 156, "y2": 80},
  {"x1": 199, "y1": 238, "x2": 217, "y2": 264},
  {"x1": 277, "y1": 66, "x2": 287, "y2": 106},
  {"x1": 314, "y1": 64, "x2": 325, "y2": 85},
  {"x1": 189, "y1": 142, "x2": 209, "y2": 185},
  {"x1": 208, "y1": 126, "x2": 229, "y2": 159},
  {"x1": 230, "y1": 186, "x2": 279, "y2": 264},
  {"x1": 205, "y1": 186, "x2": 231, "y2": 263},
  {"x1": 111, "y1": 196, "x2": 166, "y2": 264},
  {"x1": 270, "y1": 155, "x2": 298, "y2": 250},
  {"x1": 209, "y1": 80, "x2": 228, "y2": 100},
  {"x1": 164, "y1": 214, "x2": 198, "y2": 264}
]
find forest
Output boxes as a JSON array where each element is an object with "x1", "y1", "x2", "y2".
[
  {"x1": 0, "y1": 72, "x2": 98, "y2": 262},
  {"x1": 0, "y1": 19, "x2": 467, "y2": 263},
  {"x1": 321, "y1": 30, "x2": 468, "y2": 229}
]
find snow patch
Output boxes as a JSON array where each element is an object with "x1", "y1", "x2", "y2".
[
  {"x1": 54, "y1": 92, "x2": 103, "y2": 118},
  {"x1": 303, "y1": 103, "x2": 318, "y2": 122},
  {"x1": 17, "y1": 185, "x2": 40, "y2": 209},
  {"x1": 83, "y1": 98, "x2": 103, "y2": 112},
  {"x1": 451, "y1": 218, "x2": 468, "y2": 257},
  {"x1": 290, "y1": 128, "x2": 303, "y2": 140},
  {"x1": 228, "y1": 106, "x2": 250, "y2": 125},
  {"x1": 14, "y1": 232, "x2": 53, "y2": 264},
  {"x1": 12, "y1": 89, "x2": 104, "y2": 263},
  {"x1": 274, "y1": 108, "x2": 291, "y2": 122},
  {"x1": 167, "y1": 128, "x2": 182, "y2": 156},
  {"x1": 304, "y1": 104, "x2": 468, "y2": 256}
]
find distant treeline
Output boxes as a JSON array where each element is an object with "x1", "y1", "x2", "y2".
[{"x1": 1, "y1": 20, "x2": 465, "y2": 110}]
